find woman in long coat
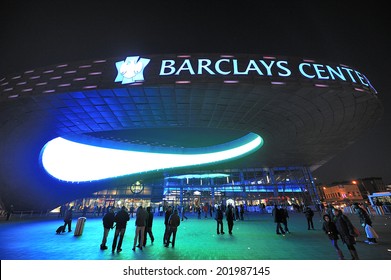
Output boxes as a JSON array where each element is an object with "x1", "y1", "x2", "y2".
[
  {"x1": 332, "y1": 208, "x2": 359, "y2": 260},
  {"x1": 322, "y1": 214, "x2": 344, "y2": 259}
]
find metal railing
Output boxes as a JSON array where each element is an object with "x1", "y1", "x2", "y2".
[
  {"x1": 343, "y1": 205, "x2": 391, "y2": 216},
  {"x1": 0, "y1": 209, "x2": 58, "y2": 221}
]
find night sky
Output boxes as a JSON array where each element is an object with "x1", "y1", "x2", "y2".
[{"x1": 1, "y1": 0, "x2": 390, "y2": 184}]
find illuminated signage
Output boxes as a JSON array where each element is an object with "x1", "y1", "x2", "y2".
[
  {"x1": 114, "y1": 55, "x2": 376, "y2": 92},
  {"x1": 130, "y1": 181, "x2": 144, "y2": 194},
  {"x1": 115, "y1": 56, "x2": 150, "y2": 84},
  {"x1": 159, "y1": 59, "x2": 291, "y2": 76}
]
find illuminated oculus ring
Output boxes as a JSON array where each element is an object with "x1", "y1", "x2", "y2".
[{"x1": 40, "y1": 132, "x2": 263, "y2": 182}]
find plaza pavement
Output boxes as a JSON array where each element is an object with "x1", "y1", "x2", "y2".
[{"x1": 0, "y1": 210, "x2": 390, "y2": 260}]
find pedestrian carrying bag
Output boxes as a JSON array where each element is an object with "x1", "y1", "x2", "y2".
[
  {"x1": 365, "y1": 224, "x2": 379, "y2": 239},
  {"x1": 342, "y1": 214, "x2": 359, "y2": 237},
  {"x1": 352, "y1": 226, "x2": 360, "y2": 237}
]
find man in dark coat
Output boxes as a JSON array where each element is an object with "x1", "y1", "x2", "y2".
[
  {"x1": 100, "y1": 207, "x2": 115, "y2": 250},
  {"x1": 239, "y1": 204, "x2": 245, "y2": 220},
  {"x1": 112, "y1": 206, "x2": 130, "y2": 253},
  {"x1": 226, "y1": 204, "x2": 235, "y2": 234},
  {"x1": 303, "y1": 206, "x2": 315, "y2": 230},
  {"x1": 163, "y1": 206, "x2": 173, "y2": 244},
  {"x1": 272, "y1": 205, "x2": 285, "y2": 235},
  {"x1": 281, "y1": 206, "x2": 290, "y2": 233},
  {"x1": 332, "y1": 208, "x2": 359, "y2": 260},
  {"x1": 132, "y1": 205, "x2": 148, "y2": 251},
  {"x1": 165, "y1": 209, "x2": 181, "y2": 247},
  {"x1": 63, "y1": 206, "x2": 74, "y2": 232},
  {"x1": 216, "y1": 205, "x2": 225, "y2": 234},
  {"x1": 143, "y1": 206, "x2": 155, "y2": 246}
]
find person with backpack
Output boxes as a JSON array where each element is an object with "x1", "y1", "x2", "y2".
[{"x1": 164, "y1": 209, "x2": 181, "y2": 247}]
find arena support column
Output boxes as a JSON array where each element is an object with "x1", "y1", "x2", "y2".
[
  {"x1": 180, "y1": 179, "x2": 184, "y2": 207},
  {"x1": 303, "y1": 167, "x2": 321, "y2": 211},
  {"x1": 211, "y1": 182, "x2": 215, "y2": 206},
  {"x1": 269, "y1": 168, "x2": 278, "y2": 197}
]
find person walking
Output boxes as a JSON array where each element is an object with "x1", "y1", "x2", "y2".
[
  {"x1": 143, "y1": 206, "x2": 155, "y2": 246},
  {"x1": 163, "y1": 206, "x2": 173, "y2": 244},
  {"x1": 203, "y1": 204, "x2": 209, "y2": 219},
  {"x1": 352, "y1": 203, "x2": 377, "y2": 244},
  {"x1": 165, "y1": 209, "x2": 181, "y2": 248},
  {"x1": 112, "y1": 206, "x2": 130, "y2": 253},
  {"x1": 181, "y1": 205, "x2": 188, "y2": 221},
  {"x1": 304, "y1": 206, "x2": 315, "y2": 230},
  {"x1": 82, "y1": 205, "x2": 88, "y2": 217},
  {"x1": 132, "y1": 205, "x2": 148, "y2": 251},
  {"x1": 215, "y1": 205, "x2": 225, "y2": 234},
  {"x1": 97, "y1": 205, "x2": 102, "y2": 216},
  {"x1": 100, "y1": 207, "x2": 115, "y2": 250},
  {"x1": 234, "y1": 205, "x2": 240, "y2": 221},
  {"x1": 197, "y1": 206, "x2": 201, "y2": 219},
  {"x1": 325, "y1": 203, "x2": 335, "y2": 220},
  {"x1": 209, "y1": 203, "x2": 214, "y2": 218},
  {"x1": 63, "y1": 206, "x2": 74, "y2": 232},
  {"x1": 272, "y1": 205, "x2": 285, "y2": 235},
  {"x1": 6, "y1": 204, "x2": 14, "y2": 221},
  {"x1": 159, "y1": 205, "x2": 164, "y2": 216},
  {"x1": 322, "y1": 214, "x2": 344, "y2": 260},
  {"x1": 226, "y1": 204, "x2": 235, "y2": 234},
  {"x1": 129, "y1": 206, "x2": 135, "y2": 218},
  {"x1": 101, "y1": 205, "x2": 106, "y2": 217},
  {"x1": 281, "y1": 205, "x2": 290, "y2": 233},
  {"x1": 58, "y1": 204, "x2": 66, "y2": 218},
  {"x1": 332, "y1": 208, "x2": 359, "y2": 260},
  {"x1": 240, "y1": 204, "x2": 245, "y2": 220}
]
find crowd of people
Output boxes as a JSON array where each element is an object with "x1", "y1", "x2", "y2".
[
  {"x1": 95, "y1": 203, "x2": 247, "y2": 253},
  {"x1": 49, "y1": 201, "x2": 381, "y2": 259},
  {"x1": 320, "y1": 202, "x2": 380, "y2": 260}
]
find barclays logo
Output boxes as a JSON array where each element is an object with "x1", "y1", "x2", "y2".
[{"x1": 115, "y1": 56, "x2": 150, "y2": 84}]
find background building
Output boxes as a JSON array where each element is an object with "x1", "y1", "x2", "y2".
[{"x1": 319, "y1": 177, "x2": 386, "y2": 207}]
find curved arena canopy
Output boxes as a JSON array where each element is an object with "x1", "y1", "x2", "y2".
[{"x1": 0, "y1": 53, "x2": 383, "y2": 209}]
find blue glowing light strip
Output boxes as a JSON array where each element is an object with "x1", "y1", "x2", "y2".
[
  {"x1": 166, "y1": 173, "x2": 230, "y2": 180},
  {"x1": 41, "y1": 134, "x2": 263, "y2": 182}
]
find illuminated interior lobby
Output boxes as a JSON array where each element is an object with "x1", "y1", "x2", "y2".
[
  {"x1": 0, "y1": 53, "x2": 383, "y2": 212},
  {"x1": 69, "y1": 166, "x2": 319, "y2": 214}
]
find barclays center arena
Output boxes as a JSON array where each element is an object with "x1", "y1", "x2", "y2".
[{"x1": 0, "y1": 53, "x2": 383, "y2": 212}]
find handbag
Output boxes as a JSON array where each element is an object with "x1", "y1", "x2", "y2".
[
  {"x1": 352, "y1": 226, "x2": 360, "y2": 237},
  {"x1": 342, "y1": 214, "x2": 360, "y2": 237},
  {"x1": 365, "y1": 224, "x2": 379, "y2": 239}
]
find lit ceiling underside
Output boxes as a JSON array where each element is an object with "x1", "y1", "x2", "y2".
[{"x1": 41, "y1": 133, "x2": 263, "y2": 182}]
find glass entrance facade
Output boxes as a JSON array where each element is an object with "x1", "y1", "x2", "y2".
[{"x1": 61, "y1": 166, "x2": 320, "y2": 214}]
